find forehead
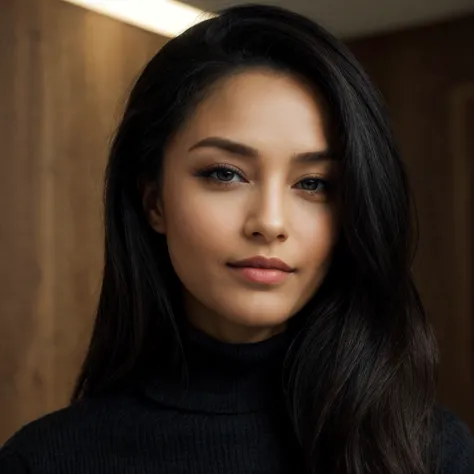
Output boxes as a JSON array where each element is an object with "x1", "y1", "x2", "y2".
[{"x1": 172, "y1": 69, "x2": 330, "y2": 156}]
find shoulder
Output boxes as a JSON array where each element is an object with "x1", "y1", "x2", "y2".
[
  {"x1": 0, "y1": 390, "x2": 138, "y2": 472},
  {"x1": 435, "y1": 404, "x2": 474, "y2": 474},
  {"x1": 0, "y1": 441, "x2": 28, "y2": 473}
]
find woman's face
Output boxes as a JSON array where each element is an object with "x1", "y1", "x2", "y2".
[{"x1": 145, "y1": 69, "x2": 340, "y2": 343}]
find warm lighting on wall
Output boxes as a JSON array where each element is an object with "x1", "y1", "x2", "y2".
[{"x1": 61, "y1": 0, "x2": 215, "y2": 37}]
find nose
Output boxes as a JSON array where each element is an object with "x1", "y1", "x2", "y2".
[{"x1": 243, "y1": 184, "x2": 288, "y2": 244}]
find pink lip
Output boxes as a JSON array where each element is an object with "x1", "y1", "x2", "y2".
[
  {"x1": 228, "y1": 256, "x2": 294, "y2": 272},
  {"x1": 227, "y1": 255, "x2": 295, "y2": 285},
  {"x1": 229, "y1": 266, "x2": 290, "y2": 285}
]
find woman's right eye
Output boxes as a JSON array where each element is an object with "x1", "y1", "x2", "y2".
[{"x1": 196, "y1": 165, "x2": 246, "y2": 185}]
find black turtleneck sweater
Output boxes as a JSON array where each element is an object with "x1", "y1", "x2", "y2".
[{"x1": 0, "y1": 323, "x2": 473, "y2": 473}]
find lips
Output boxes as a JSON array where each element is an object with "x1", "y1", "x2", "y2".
[{"x1": 227, "y1": 256, "x2": 295, "y2": 273}]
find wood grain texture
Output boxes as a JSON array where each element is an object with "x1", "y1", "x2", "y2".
[
  {"x1": 448, "y1": 83, "x2": 474, "y2": 428},
  {"x1": 0, "y1": 0, "x2": 168, "y2": 443},
  {"x1": 348, "y1": 15, "x2": 474, "y2": 430}
]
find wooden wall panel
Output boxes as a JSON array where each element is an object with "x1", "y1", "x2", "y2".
[
  {"x1": 348, "y1": 15, "x2": 474, "y2": 430},
  {"x1": 0, "y1": 0, "x2": 168, "y2": 443}
]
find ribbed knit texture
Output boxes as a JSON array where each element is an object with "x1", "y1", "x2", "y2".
[{"x1": 0, "y1": 322, "x2": 473, "y2": 473}]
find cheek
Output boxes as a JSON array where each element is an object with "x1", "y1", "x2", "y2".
[
  {"x1": 162, "y1": 185, "x2": 241, "y2": 273},
  {"x1": 295, "y1": 206, "x2": 339, "y2": 272}
]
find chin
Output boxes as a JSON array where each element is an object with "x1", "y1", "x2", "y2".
[
  {"x1": 219, "y1": 302, "x2": 294, "y2": 329},
  {"x1": 210, "y1": 310, "x2": 290, "y2": 343}
]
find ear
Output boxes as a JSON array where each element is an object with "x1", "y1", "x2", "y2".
[{"x1": 142, "y1": 181, "x2": 166, "y2": 234}]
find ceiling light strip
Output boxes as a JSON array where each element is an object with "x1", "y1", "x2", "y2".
[{"x1": 61, "y1": 0, "x2": 214, "y2": 37}]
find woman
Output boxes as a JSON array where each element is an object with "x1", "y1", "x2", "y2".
[{"x1": 1, "y1": 4, "x2": 473, "y2": 473}]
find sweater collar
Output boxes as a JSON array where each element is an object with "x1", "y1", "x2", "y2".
[{"x1": 139, "y1": 321, "x2": 293, "y2": 414}]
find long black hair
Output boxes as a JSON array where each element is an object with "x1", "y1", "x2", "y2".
[{"x1": 72, "y1": 4, "x2": 440, "y2": 473}]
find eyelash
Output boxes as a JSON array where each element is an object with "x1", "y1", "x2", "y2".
[{"x1": 195, "y1": 164, "x2": 331, "y2": 196}]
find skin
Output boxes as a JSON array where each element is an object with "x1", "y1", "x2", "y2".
[{"x1": 144, "y1": 68, "x2": 340, "y2": 344}]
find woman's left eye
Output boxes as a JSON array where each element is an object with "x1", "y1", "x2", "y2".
[{"x1": 295, "y1": 178, "x2": 328, "y2": 194}]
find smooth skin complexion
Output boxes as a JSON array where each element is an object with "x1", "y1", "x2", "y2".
[{"x1": 144, "y1": 69, "x2": 340, "y2": 344}]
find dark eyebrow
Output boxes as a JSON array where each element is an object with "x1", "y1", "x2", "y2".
[{"x1": 188, "y1": 137, "x2": 335, "y2": 163}]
